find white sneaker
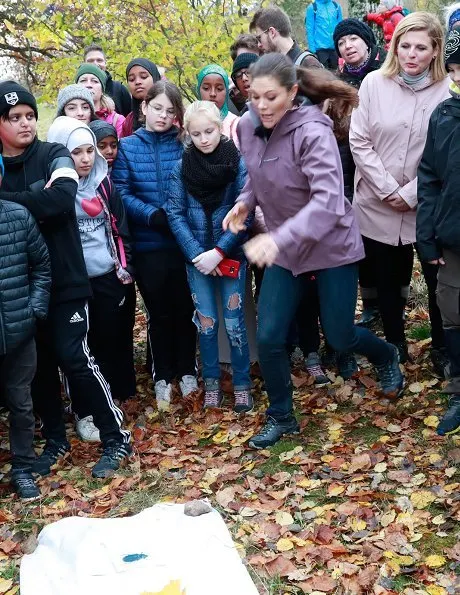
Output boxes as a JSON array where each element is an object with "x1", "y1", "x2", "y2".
[
  {"x1": 179, "y1": 375, "x2": 198, "y2": 397},
  {"x1": 155, "y1": 380, "x2": 172, "y2": 412},
  {"x1": 76, "y1": 415, "x2": 100, "y2": 442}
]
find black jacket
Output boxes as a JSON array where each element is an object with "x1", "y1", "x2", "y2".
[
  {"x1": 338, "y1": 139, "x2": 355, "y2": 203},
  {"x1": 0, "y1": 138, "x2": 91, "y2": 304},
  {"x1": 0, "y1": 201, "x2": 51, "y2": 355},
  {"x1": 417, "y1": 97, "x2": 460, "y2": 261},
  {"x1": 105, "y1": 71, "x2": 131, "y2": 117},
  {"x1": 287, "y1": 41, "x2": 322, "y2": 68}
]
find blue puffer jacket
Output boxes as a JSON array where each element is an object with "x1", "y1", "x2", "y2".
[
  {"x1": 166, "y1": 158, "x2": 252, "y2": 262},
  {"x1": 111, "y1": 127, "x2": 183, "y2": 252}
]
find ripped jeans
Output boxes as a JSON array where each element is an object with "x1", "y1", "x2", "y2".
[{"x1": 186, "y1": 263, "x2": 251, "y2": 390}]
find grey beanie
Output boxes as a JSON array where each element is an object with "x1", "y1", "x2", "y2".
[{"x1": 56, "y1": 84, "x2": 96, "y2": 118}]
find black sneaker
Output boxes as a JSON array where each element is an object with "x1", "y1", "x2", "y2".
[
  {"x1": 357, "y1": 307, "x2": 380, "y2": 327},
  {"x1": 92, "y1": 440, "x2": 132, "y2": 478},
  {"x1": 11, "y1": 470, "x2": 40, "y2": 501},
  {"x1": 248, "y1": 416, "x2": 300, "y2": 449},
  {"x1": 376, "y1": 345, "x2": 405, "y2": 398},
  {"x1": 430, "y1": 348, "x2": 450, "y2": 379},
  {"x1": 33, "y1": 439, "x2": 70, "y2": 476},
  {"x1": 437, "y1": 395, "x2": 460, "y2": 436},
  {"x1": 392, "y1": 341, "x2": 411, "y2": 364},
  {"x1": 337, "y1": 352, "x2": 359, "y2": 380}
]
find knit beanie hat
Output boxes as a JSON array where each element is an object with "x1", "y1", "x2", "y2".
[
  {"x1": 89, "y1": 120, "x2": 117, "y2": 143},
  {"x1": 75, "y1": 63, "x2": 107, "y2": 91},
  {"x1": 125, "y1": 58, "x2": 161, "y2": 83},
  {"x1": 0, "y1": 81, "x2": 38, "y2": 120},
  {"x1": 231, "y1": 53, "x2": 259, "y2": 83},
  {"x1": 333, "y1": 18, "x2": 377, "y2": 54},
  {"x1": 0, "y1": 155, "x2": 4, "y2": 177},
  {"x1": 445, "y1": 29, "x2": 460, "y2": 66},
  {"x1": 56, "y1": 84, "x2": 95, "y2": 118}
]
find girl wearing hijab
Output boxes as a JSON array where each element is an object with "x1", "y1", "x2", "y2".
[
  {"x1": 197, "y1": 64, "x2": 240, "y2": 145},
  {"x1": 47, "y1": 116, "x2": 136, "y2": 441},
  {"x1": 121, "y1": 58, "x2": 161, "y2": 137}
]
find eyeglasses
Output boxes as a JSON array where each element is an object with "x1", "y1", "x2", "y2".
[
  {"x1": 148, "y1": 103, "x2": 175, "y2": 118},
  {"x1": 255, "y1": 29, "x2": 269, "y2": 43},
  {"x1": 234, "y1": 69, "x2": 250, "y2": 80}
]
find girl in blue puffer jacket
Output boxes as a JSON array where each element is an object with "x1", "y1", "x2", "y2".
[
  {"x1": 166, "y1": 101, "x2": 253, "y2": 412},
  {"x1": 112, "y1": 81, "x2": 197, "y2": 411}
]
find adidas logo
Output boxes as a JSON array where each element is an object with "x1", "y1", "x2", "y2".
[
  {"x1": 69, "y1": 312, "x2": 84, "y2": 323},
  {"x1": 119, "y1": 296, "x2": 126, "y2": 307}
]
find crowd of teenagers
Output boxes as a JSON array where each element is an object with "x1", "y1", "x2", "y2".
[{"x1": 1, "y1": 4, "x2": 460, "y2": 502}]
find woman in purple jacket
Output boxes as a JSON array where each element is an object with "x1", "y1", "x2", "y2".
[{"x1": 223, "y1": 53, "x2": 404, "y2": 449}]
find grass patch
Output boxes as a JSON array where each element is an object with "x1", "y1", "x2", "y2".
[
  {"x1": 418, "y1": 531, "x2": 458, "y2": 556},
  {"x1": 0, "y1": 561, "x2": 18, "y2": 581},
  {"x1": 37, "y1": 103, "x2": 55, "y2": 140},
  {"x1": 348, "y1": 419, "x2": 386, "y2": 445},
  {"x1": 407, "y1": 322, "x2": 431, "y2": 341},
  {"x1": 258, "y1": 438, "x2": 304, "y2": 476}
]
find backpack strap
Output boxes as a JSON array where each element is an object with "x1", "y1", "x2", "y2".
[
  {"x1": 294, "y1": 50, "x2": 323, "y2": 68},
  {"x1": 98, "y1": 177, "x2": 128, "y2": 269}
]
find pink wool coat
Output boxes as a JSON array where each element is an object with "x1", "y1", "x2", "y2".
[{"x1": 349, "y1": 71, "x2": 449, "y2": 246}]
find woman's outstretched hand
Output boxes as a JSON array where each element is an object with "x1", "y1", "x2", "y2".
[
  {"x1": 222, "y1": 202, "x2": 249, "y2": 234},
  {"x1": 244, "y1": 234, "x2": 279, "y2": 267}
]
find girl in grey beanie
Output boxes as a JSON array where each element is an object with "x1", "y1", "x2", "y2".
[{"x1": 56, "y1": 84, "x2": 97, "y2": 124}]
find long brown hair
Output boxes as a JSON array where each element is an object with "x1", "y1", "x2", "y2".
[{"x1": 249, "y1": 53, "x2": 358, "y2": 125}]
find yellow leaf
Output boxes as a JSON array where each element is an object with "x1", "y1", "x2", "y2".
[
  {"x1": 426, "y1": 586, "x2": 448, "y2": 595},
  {"x1": 276, "y1": 537, "x2": 294, "y2": 552},
  {"x1": 374, "y1": 462, "x2": 388, "y2": 473},
  {"x1": 429, "y1": 453, "x2": 442, "y2": 464},
  {"x1": 424, "y1": 415, "x2": 439, "y2": 428},
  {"x1": 350, "y1": 518, "x2": 366, "y2": 531},
  {"x1": 141, "y1": 579, "x2": 185, "y2": 594},
  {"x1": 0, "y1": 579, "x2": 12, "y2": 595},
  {"x1": 410, "y1": 490, "x2": 436, "y2": 509},
  {"x1": 409, "y1": 381, "x2": 424, "y2": 393},
  {"x1": 380, "y1": 509, "x2": 396, "y2": 527},
  {"x1": 321, "y1": 455, "x2": 335, "y2": 463},
  {"x1": 328, "y1": 484, "x2": 345, "y2": 497},
  {"x1": 5, "y1": 586, "x2": 19, "y2": 595},
  {"x1": 425, "y1": 555, "x2": 446, "y2": 568},
  {"x1": 275, "y1": 511, "x2": 294, "y2": 526}
]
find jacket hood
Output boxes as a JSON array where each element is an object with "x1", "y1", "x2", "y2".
[
  {"x1": 2, "y1": 136, "x2": 40, "y2": 167},
  {"x1": 247, "y1": 103, "x2": 333, "y2": 136},
  {"x1": 47, "y1": 116, "x2": 107, "y2": 190}
]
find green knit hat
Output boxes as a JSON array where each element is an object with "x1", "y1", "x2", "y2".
[{"x1": 75, "y1": 63, "x2": 107, "y2": 91}]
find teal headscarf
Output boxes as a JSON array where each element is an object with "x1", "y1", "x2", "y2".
[{"x1": 196, "y1": 64, "x2": 229, "y2": 118}]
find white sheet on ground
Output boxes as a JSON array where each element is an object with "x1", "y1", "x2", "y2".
[{"x1": 20, "y1": 502, "x2": 258, "y2": 595}]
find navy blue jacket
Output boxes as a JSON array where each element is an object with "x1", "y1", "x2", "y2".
[
  {"x1": 166, "y1": 157, "x2": 252, "y2": 262},
  {"x1": 111, "y1": 127, "x2": 183, "y2": 253}
]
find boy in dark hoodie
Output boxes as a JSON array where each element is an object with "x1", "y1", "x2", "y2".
[
  {"x1": 417, "y1": 29, "x2": 460, "y2": 436},
  {"x1": 0, "y1": 81, "x2": 131, "y2": 479}
]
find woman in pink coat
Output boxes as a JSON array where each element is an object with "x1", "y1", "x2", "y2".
[{"x1": 350, "y1": 12, "x2": 449, "y2": 367}]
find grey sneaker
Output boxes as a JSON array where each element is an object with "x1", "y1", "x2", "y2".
[
  {"x1": 179, "y1": 375, "x2": 198, "y2": 397},
  {"x1": 305, "y1": 352, "x2": 330, "y2": 387},
  {"x1": 11, "y1": 470, "x2": 40, "y2": 501},
  {"x1": 204, "y1": 379, "x2": 223, "y2": 409},
  {"x1": 155, "y1": 380, "x2": 172, "y2": 412},
  {"x1": 248, "y1": 416, "x2": 300, "y2": 449},
  {"x1": 234, "y1": 389, "x2": 253, "y2": 413},
  {"x1": 92, "y1": 440, "x2": 132, "y2": 478},
  {"x1": 376, "y1": 345, "x2": 404, "y2": 398},
  {"x1": 33, "y1": 439, "x2": 70, "y2": 476}
]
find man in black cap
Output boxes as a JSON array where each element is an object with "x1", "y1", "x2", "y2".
[
  {"x1": 230, "y1": 52, "x2": 260, "y2": 114},
  {"x1": 0, "y1": 81, "x2": 131, "y2": 479}
]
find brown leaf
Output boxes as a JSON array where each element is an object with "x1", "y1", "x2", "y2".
[
  {"x1": 310, "y1": 574, "x2": 337, "y2": 592},
  {"x1": 215, "y1": 486, "x2": 235, "y2": 509},
  {"x1": 357, "y1": 565, "x2": 379, "y2": 588},
  {"x1": 313, "y1": 524, "x2": 335, "y2": 545},
  {"x1": 264, "y1": 554, "x2": 297, "y2": 577},
  {"x1": 348, "y1": 453, "x2": 372, "y2": 473}
]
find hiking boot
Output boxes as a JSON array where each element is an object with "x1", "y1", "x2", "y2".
[
  {"x1": 11, "y1": 470, "x2": 40, "y2": 502},
  {"x1": 32, "y1": 439, "x2": 70, "y2": 476},
  {"x1": 337, "y1": 352, "x2": 359, "y2": 380},
  {"x1": 203, "y1": 379, "x2": 223, "y2": 409},
  {"x1": 76, "y1": 415, "x2": 100, "y2": 442},
  {"x1": 92, "y1": 440, "x2": 132, "y2": 478},
  {"x1": 392, "y1": 341, "x2": 411, "y2": 364},
  {"x1": 375, "y1": 345, "x2": 404, "y2": 398},
  {"x1": 248, "y1": 416, "x2": 300, "y2": 449},
  {"x1": 305, "y1": 352, "x2": 330, "y2": 387},
  {"x1": 179, "y1": 375, "x2": 198, "y2": 397},
  {"x1": 155, "y1": 380, "x2": 172, "y2": 412},
  {"x1": 357, "y1": 307, "x2": 380, "y2": 327},
  {"x1": 234, "y1": 389, "x2": 253, "y2": 413},
  {"x1": 437, "y1": 395, "x2": 460, "y2": 436},
  {"x1": 430, "y1": 348, "x2": 450, "y2": 379}
]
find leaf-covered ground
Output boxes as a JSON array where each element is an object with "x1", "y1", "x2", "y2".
[{"x1": 0, "y1": 302, "x2": 460, "y2": 595}]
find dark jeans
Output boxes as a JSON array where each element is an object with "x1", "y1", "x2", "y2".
[
  {"x1": 87, "y1": 271, "x2": 136, "y2": 402},
  {"x1": 316, "y1": 48, "x2": 338, "y2": 69},
  {"x1": 0, "y1": 338, "x2": 36, "y2": 470},
  {"x1": 32, "y1": 299, "x2": 130, "y2": 445},
  {"x1": 287, "y1": 275, "x2": 321, "y2": 355},
  {"x1": 136, "y1": 250, "x2": 196, "y2": 383},
  {"x1": 418, "y1": 256, "x2": 444, "y2": 351},
  {"x1": 257, "y1": 263, "x2": 394, "y2": 419},
  {"x1": 362, "y1": 236, "x2": 414, "y2": 344}
]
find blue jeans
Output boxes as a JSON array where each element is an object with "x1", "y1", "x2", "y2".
[
  {"x1": 186, "y1": 264, "x2": 251, "y2": 389},
  {"x1": 257, "y1": 263, "x2": 394, "y2": 420}
]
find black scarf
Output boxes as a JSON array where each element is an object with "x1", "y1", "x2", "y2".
[{"x1": 181, "y1": 137, "x2": 240, "y2": 214}]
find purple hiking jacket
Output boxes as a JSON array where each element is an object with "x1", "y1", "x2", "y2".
[{"x1": 237, "y1": 104, "x2": 364, "y2": 275}]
